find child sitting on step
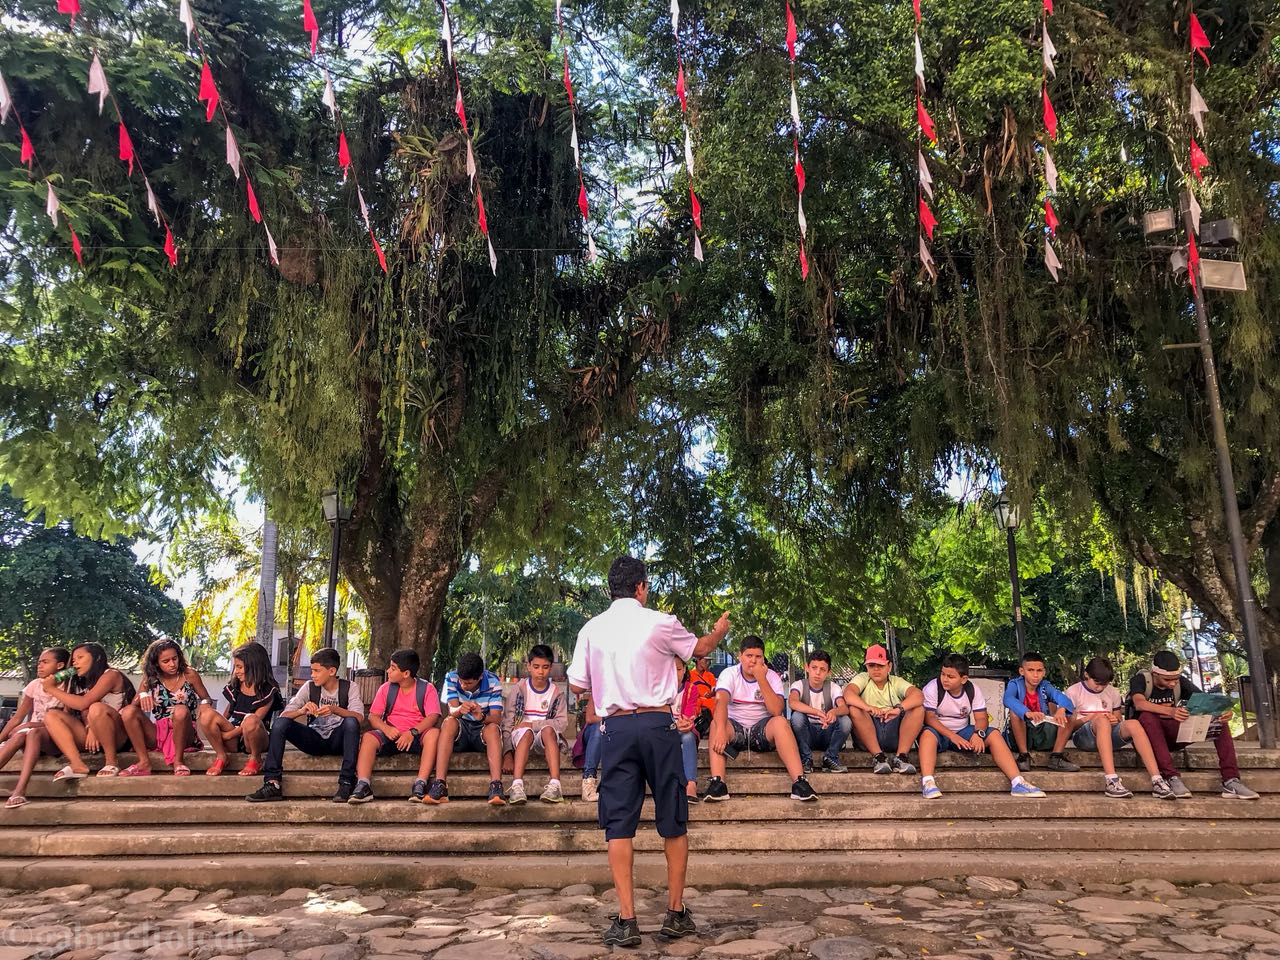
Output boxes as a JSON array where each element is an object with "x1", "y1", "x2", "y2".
[
  {"x1": 41, "y1": 642, "x2": 139, "y2": 782},
  {"x1": 919, "y1": 653, "x2": 1046, "y2": 800},
  {"x1": 120, "y1": 638, "x2": 213, "y2": 776},
  {"x1": 674, "y1": 656, "x2": 702, "y2": 802},
  {"x1": 1002, "y1": 651, "x2": 1078, "y2": 773},
  {"x1": 422, "y1": 652, "x2": 506, "y2": 805},
  {"x1": 501, "y1": 644, "x2": 569, "y2": 804},
  {"x1": 199, "y1": 642, "x2": 282, "y2": 777},
  {"x1": 350, "y1": 648, "x2": 442, "y2": 803},
  {"x1": 574, "y1": 692, "x2": 602, "y2": 803},
  {"x1": 1, "y1": 646, "x2": 70, "y2": 808}
]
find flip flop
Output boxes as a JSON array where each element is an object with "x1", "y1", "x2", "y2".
[
  {"x1": 52, "y1": 766, "x2": 89, "y2": 782},
  {"x1": 237, "y1": 759, "x2": 261, "y2": 777},
  {"x1": 5, "y1": 795, "x2": 27, "y2": 809},
  {"x1": 96, "y1": 765, "x2": 120, "y2": 778},
  {"x1": 173, "y1": 764, "x2": 192, "y2": 777},
  {"x1": 206, "y1": 758, "x2": 226, "y2": 777},
  {"x1": 118, "y1": 764, "x2": 152, "y2": 778}
]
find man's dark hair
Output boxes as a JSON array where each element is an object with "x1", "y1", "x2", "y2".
[
  {"x1": 1084, "y1": 657, "x2": 1115, "y2": 685},
  {"x1": 608, "y1": 556, "x2": 648, "y2": 600},
  {"x1": 1021, "y1": 651, "x2": 1046, "y2": 666},
  {"x1": 528, "y1": 644, "x2": 554, "y2": 664},
  {"x1": 1153, "y1": 650, "x2": 1182, "y2": 673},
  {"x1": 940, "y1": 653, "x2": 970, "y2": 676},
  {"x1": 389, "y1": 648, "x2": 420, "y2": 677},
  {"x1": 740, "y1": 634, "x2": 765, "y2": 654},
  {"x1": 312, "y1": 647, "x2": 341, "y2": 670},
  {"x1": 808, "y1": 650, "x2": 832, "y2": 667},
  {"x1": 457, "y1": 651, "x2": 485, "y2": 681}
]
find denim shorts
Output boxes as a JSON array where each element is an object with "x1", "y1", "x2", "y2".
[
  {"x1": 922, "y1": 724, "x2": 977, "y2": 752},
  {"x1": 1072, "y1": 720, "x2": 1129, "y2": 751},
  {"x1": 729, "y1": 717, "x2": 774, "y2": 753}
]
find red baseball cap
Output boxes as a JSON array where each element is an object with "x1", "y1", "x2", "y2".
[{"x1": 864, "y1": 644, "x2": 890, "y2": 665}]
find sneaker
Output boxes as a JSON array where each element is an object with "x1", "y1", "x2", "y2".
[
  {"x1": 348, "y1": 782, "x2": 374, "y2": 804},
  {"x1": 686, "y1": 789, "x2": 702, "y2": 804},
  {"x1": 581, "y1": 776, "x2": 599, "y2": 803},
  {"x1": 410, "y1": 779, "x2": 428, "y2": 802},
  {"x1": 1168, "y1": 775, "x2": 1193, "y2": 799},
  {"x1": 1222, "y1": 778, "x2": 1261, "y2": 800},
  {"x1": 1104, "y1": 777, "x2": 1133, "y2": 799},
  {"x1": 789, "y1": 776, "x2": 818, "y2": 801},
  {"x1": 1010, "y1": 780, "x2": 1047, "y2": 798},
  {"x1": 821, "y1": 756, "x2": 848, "y2": 773},
  {"x1": 702, "y1": 777, "x2": 730, "y2": 802},
  {"x1": 331, "y1": 783, "x2": 352, "y2": 803},
  {"x1": 891, "y1": 755, "x2": 916, "y2": 775},
  {"x1": 801, "y1": 758, "x2": 813, "y2": 775},
  {"x1": 602, "y1": 916, "x2": 642, "y2": 948},
  {"x1": 424, "y1": 779, "x2": 449, "y2": 805},
  {"x1": 921, "y1": 778, "x2": 942, "y2": 800},
  {"x1": 246, "y1": 781, "x2": 283, "y2": 803},
  {"x1": 1016, "y1": 752, "x2": 1032, "y2": 773},
  {"x1": 658, "y1": 906, "x2": 697, "y2": 940},
  {"x1": 487, "y1": 780, "x2": 506, "y2": 805},
  {"x1": 1152, "y1": 776, "x2": 1176, "y2": 801},
  {"x1": 540, "y1": 781, "x2": 564, "y2": 804},
  {"x1": 1048, "y1": 753, "x2": 1081, "y2": 773},
  {"x1": 871, "y1": 754, "x2": 892, "y2": 775},
  {"x1": 507, "y1": 781, "x2": 527, "y2": 805}
]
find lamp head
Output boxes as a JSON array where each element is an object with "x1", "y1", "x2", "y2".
[
  {"x1": 993, "y1": 492, "x2": 1020, "y2": 530},
  {"x1": 321, "y1": 489, "x2": 340, "y2": 523}
]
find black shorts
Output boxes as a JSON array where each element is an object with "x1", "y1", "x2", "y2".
[
  {"x1": 371, "y1": 729, "x2": 424, "y2": 756},
  {"x1": 454, "y1": 719, "x2": 488, "y2": 753},
  {"x1": 598, "y1": 712, "x2": 687, "y2": 842},
  {"x1": 730, "y1": 717, "x2": 774, "y2": 753}
]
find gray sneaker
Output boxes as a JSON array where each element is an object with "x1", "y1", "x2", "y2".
[
  {"x1": 507, "y1": 781, "x2": 527, "y2": 805},
  {"x1": 1047, "y1": 753, "x2": 1081, "y2": 773},
  {"x1": 891, "y1": 755, "x2": 917, "y2": 775},
  {"x1": 871, "y1": 755, "x2": 892, "y2": 775},
  {"x1": 1103, "y1": 777, "x2": 1132, "y2": 799},
  {"x1": 1221, "y1": 778, "x2": 1260, "y2": 800},
  {"x1": 1152, "y1": 777, "x2": 1176, "y2": 800},
  {"x1": 540, "y1": 781, "x2": 564, "y2": 804},
  {"x1": 821, "y1": 756, "x2": 848, "y2": 773},
  {"x1": 1167, "y1": 775, "x2": 1193, "y2": 799}
]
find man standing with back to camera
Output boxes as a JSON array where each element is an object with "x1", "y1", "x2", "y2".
[{"x1": 569, "y1": 556, "x2": 730, "y2": 948}]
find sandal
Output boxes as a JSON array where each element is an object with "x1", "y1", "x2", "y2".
[
  {"x1": 52, "y1": 766, "x2": 89, "y2": 782},
  {"x1": 96, "y1": 765, "x2": 120, "y2": 778},
  {"x1": 237, "y1": 759, "x2": 261, "y2": 777},
  {"x1": 118, "y1": 764, "x2": 152, "y2": 778},
  {"x1": 206, "y1": 759, "x2": 226, "y2": 777},
  {"x1": 173, "y1": 764, "x2": 192, "y2": 777},
  {"x1": 5, "y1": 795, "x2": 27, "y2": 809}
]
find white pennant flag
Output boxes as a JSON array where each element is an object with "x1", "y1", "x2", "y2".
[
  {"x1": 683, "y1": 125, "x2": 694, "y2": 177},
  {"x1": 914, "y1": 34, "x2": 925, "y2": 84},
  {"x1": 671, "y1": 0, "x2": 679, "y2": 36},
  {"x1": 487, "y1": 236, "x2": 497, "y2": 274},
  {"x1": 1187, "y1": 189, "x2": 1202, "y2": 235},
  {"x1": 226, "y1": 128, "x2": 241, "y2": 178},
  {"x1": 587, "y1": 232, "x2": 598, "y2": 262},
  {"x1": 466, "y1": 139, "x2": 476, "y2": 185},
  {"x1": 88, "y1": 54, "x2": 110, "y2": 115},
  {"x1": 265, "y1": 223, "x2": 279, "y2": 264},
  {"x1": 1044, "y1": 147, "x2": 1058, "y2": 193},
  {"x1": 693, "y1": 231, "x2": 703, "y2": 262},
  {"x1": 322, "y1": 70, "x2": 337, "y2": 119},
  {"x1": 1120, "y1": 143, "x2": 1128, "y2": 163},
  {"x1": 569, "y1": 120, "x2": 580, "y2": 169},
  {"x1": 46, "y1": 182, "x2": 60, "y2": 227},
  {"x1": 442, "y1": 8, "x2": 454, "y2": 63},
  {"x1": 797, "y1": 193, "x2": 807, "y2": 238},
  {"x1": 0, "y1": 69, "x2": 12, "y2": 124},
  {"x1": 1042, "y1": 24, "x2": 1057, "y2": 78},
  {"x1": 178, "y1": 0, "x2": 195, "y2": 44},
  {"x1": 918, "y1": 150, "x2": 933, "y2": 200},
  {"x1": 1189, "y1": 83, "x2": 1207, "y2": 136},
  {"x1": 357, "y1": 186, "x2": 371, "y2": 231},
  {"x1": 919, "y1": 234, "x2": 936, "y2": 280},
  {"x1": 789, "y1": 83, "x2": 802, "y2": 136},
  {"x1": 1045, "y1": 239, "x2": 1061, "y2": 281},
  {"x1": 145, "y1": 179, "x2": 161, "y2": 224}
]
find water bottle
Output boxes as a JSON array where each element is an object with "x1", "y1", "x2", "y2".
[{"x1": 53, "y1": 667, "x2": 77, "y2": 683}]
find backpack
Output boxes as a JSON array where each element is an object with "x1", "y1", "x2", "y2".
[
  {"x1": 383, "y1": 678, "x2": 430, "y2": 722},
  {"x1": 1125, "y1": 670, "x2": 1158, "y2": 720},
  {"x1": 799, "y1": 680, "x2": 836, "y2": 714},
  {"x1": 307, "y1": 678, "x2": 350, "y2": 724},
  {"x1": 929, "y1": 678, "x2": 975, "y2": 713}
]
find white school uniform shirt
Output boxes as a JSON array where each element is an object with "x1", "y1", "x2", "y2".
[
  {"x1": 516, "y1": 678, "x2": 557, "y2": 725},
  {"x1": 789, "y1": 679, "x2": 835, "y2": 724},
  {"x1": 568, "y1": 598, "x2": 698, "y2": 717},
  {"x1": 717, "y1": 665, "x2": 784, "y2": 727},
  {"x1": 1064, "y1": 681, "x2": 1122, "y2": 715},
  {"x1": 922, "y1": 678, "x2": 987, "y2": 732}
]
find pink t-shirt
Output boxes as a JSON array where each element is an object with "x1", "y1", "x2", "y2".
[{"x1": 370, "y1": 680, "x2": 441, "y2": 732}]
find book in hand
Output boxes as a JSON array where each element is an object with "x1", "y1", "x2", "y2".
[{"x1": 1032, "y1": 714, "x2": 1065, "y2": 727}]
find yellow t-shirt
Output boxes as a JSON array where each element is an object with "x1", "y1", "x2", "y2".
[{"x1": 849, "y1": 673, "x2": 913, "y2": 710}]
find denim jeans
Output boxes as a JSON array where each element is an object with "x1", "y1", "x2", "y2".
[
  {"x1": 790, "y1": 710, "x2": 852, "y2": 765},
  {"x1": 679, "y1": 730, "x2": 698, "y2": 783},
  {"x1": 262, "y1": 715, "x2": 359, "y2": 788},
  {"x1": 581, "y1": 721, "x2": 602, "y2": 778}
]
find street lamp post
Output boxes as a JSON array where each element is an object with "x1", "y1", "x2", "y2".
[
  {"x1": 993, "y1": 492, "x2": 1026, "y2": 661},
  {"x1": 1182, "y1": 609, "x2": 1205, "y2": 690},
  {"x1": 321, "y1": 490, "x2": 353, "y2": 651}
]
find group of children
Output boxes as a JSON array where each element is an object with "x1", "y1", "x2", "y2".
[{"x1": 1, "y1": 637, "x2": 1262, "y2": 807}]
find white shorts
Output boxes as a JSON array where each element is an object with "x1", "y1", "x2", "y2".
[{"x1": 511, "y1": 724, "x2": 563, "y2": 751}]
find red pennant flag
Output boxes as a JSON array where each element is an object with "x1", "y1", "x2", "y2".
[
  {"x1": 1044, "y1": 198, "x2": 1059, "y2": 236},
  {"x1": 577, "y1": 181, "x2": 589, "y2": 221},
  {"x1": 164, "y1": 223, "x2": 178, "y2": 267},
  {"x1": 799, "y1": 237, "x2": 809, "y2": 279},
  {"x1": 676, "y1": 61, "x2": 686, "y2": 111},
  {"x1": 1043, "y1": 0, "x2": 1052, "y2": 13},
  {"x1": 57, "y1": 0, "x2": 79, "y2": 21},
  {"x1": 1042, "y1": 85, "x2": 1057, "y2": 139},
  {"x1": 246, "y1": 176, "x2": 262, "y2": 223},
  {"x1": 690, "y1": 188, "x2": 702, "y2": 231},
  {"x1": 919, "y1": 196, "x2": 937, "y2": 239},
  {"x1": 198, "y1": 62, "x2": 220, "y2": 122},
  {"x1": 476, "y1": 189, "x2": 489, "y2": 235},
  {"x1": 302, "y1": 0, "x2": 320, "y2": 55},
  {"x1": 370, "y1": 230, "x2": 387, "y2": 273},
  {"x1": 1189, "y1": 14, "x2": 1211, "y2": 67},
  {"x1": 785, "y1": 3, "x2": 797, "y2": 61},
  {"x1": 916, "y1": 97, "x2": 936, "y2": 142},
  {"x1": 913, "y1": 0, "x2": 921, "y2": 23},
  {"x1": 1188, "y1": 233, "x2": 1200, "y2": 290},
  {"x1": 69, "y1": 225, "x2": 83, "y2": 264},
  {"x1": 454, "y1": 85, "x2": 468, "y2": 132},
  {"x1": 563, "y1": 51, "x2": 574, "y2": 107},
  {"x1": 19, "y1": 128, "x2": 34, "y2": 169},
  {"x1": 794, "y1": 152, "x2": 806, "y2": 194},
  {"x1": 337, "y1": 131, "x2": 351, "y2": 177},
  {"x1": 118, "y1": 123, "x2": 134, "y2": 175},
  {"x1": 1190, "y1": 138, "x2": 1210, "y2": 181}
]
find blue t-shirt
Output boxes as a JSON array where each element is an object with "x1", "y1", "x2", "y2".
[{"x1": 442, "y1": 669, "x2": 504, "y2": 722}]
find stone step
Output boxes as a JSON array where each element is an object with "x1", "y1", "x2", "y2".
[
  {"x1": 8, "y1": 768, "x2": 1272, "y2": 798},
  {"x1": 5, "y1": 849, "x2": 1280, "y2": 890},
  {"x1": 7, "y1": 793, "x2": 1278, "y2": 827},
  {"x1": 6, "y1": 816, "x2": 1279, "y2": 858}
]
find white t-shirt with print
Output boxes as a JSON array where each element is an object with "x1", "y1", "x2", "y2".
[
  {"x1": 1064, "y1": 681, "x2": 1122, "y2": 715},
  {"x1": 789, "y1": 679, "x2": 835, "y2": 724},
  {"x1": 716, "y1": 666, "x2": 783, "y2": 727},
  {"x1": 516, "y1": 679, "x2": 557, "y2": 726},
  {"x1": 22, "y1": 679, "x2": 62, "y2": 724},
  {"x1": 923, "y1": 678, "x2": 986, "y2": 732}
]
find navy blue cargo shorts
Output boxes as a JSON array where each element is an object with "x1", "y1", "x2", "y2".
[{"x1": 598, "y1": 712, "x2": 687, "y2": 842}]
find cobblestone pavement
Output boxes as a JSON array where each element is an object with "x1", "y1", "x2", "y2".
[{"x1": 2, "y1": 877, "x2": 1280, "y2": 960}]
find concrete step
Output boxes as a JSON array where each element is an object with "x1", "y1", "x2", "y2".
[
  {"x1": 5, "y1": 849, "x2": 1280, "y2": 890},
  {"x1": 8, "y1": 794, "x2": 1278, "y2": 827}
]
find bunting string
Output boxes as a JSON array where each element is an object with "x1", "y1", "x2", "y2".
[
  {"x1": 915, "y1": 0, "x2": 937, "y2": 281},
  {"x1": 670, "y1": 0, "x2": 703, "y2": 262},
  {"x1": 1186, "y1": 10, "x2": 1212, "y2": 292},
  {"x1": 784, "y1": 1, "x2": 809, "y2": 279},
  {"x1": 555, "y1": 0, "x2": 597, "y2": 262},
  {"x1": 0, "y1": 66, "x2": 86, "y2": 265},
  {"x1": 1041, "y1": 0, "x2": 1062, "y2": 281}
]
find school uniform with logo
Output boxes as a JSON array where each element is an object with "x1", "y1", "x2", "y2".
[
  {"x1": 788, "y1": 678, "x2": 851, "y2": 766},
  {"x1": 921, "y1": 677, "x2": 986, "y2": 751},
  {"x1": 502, "y1": 678, "x2": 568, "y2": 753},
  {"x1": 716, "y1": 666, "x2": 784, "y2": 753}
]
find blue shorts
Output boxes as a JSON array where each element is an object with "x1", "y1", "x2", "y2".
[
  {"x1": 598, "y1": 712, "x2": 686, "y2": 842},
  {"x1": 454, "y1": 719, "x2": 489, "y2": 753},
  {"x1": 1072, "y1": 721, "x2": 1130, "y2": 752},
  {"x1": 871, "y1": 715, "x2": 903, "y2": 752},
  {"x1": 923, "y1": 724, "x2": 977, "y2": 752}
]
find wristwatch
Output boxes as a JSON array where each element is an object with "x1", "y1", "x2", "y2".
[{"x1": 975, "y1": 729, "x2": 988, "y2": 740}]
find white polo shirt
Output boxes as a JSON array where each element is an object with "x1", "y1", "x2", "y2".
[{"x1": 568, "y1": 598, "x2": 699, "y2": 716}]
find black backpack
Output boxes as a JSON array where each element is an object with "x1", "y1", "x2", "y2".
[
  {"x1": 306, "y1": 678, "x2": 350, "y2": 723},
  {"x1": 382, "y1": 678, "x2": 430, "y2": 721}
]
